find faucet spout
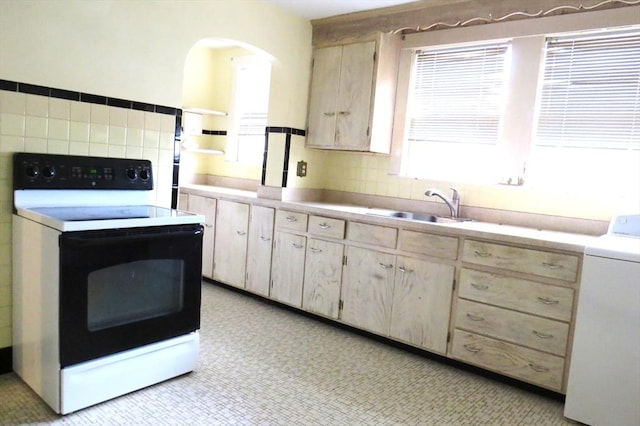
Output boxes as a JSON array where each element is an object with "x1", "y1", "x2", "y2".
[{"x1": 425, "y1": 188, "x2": 460, "y2": 218}]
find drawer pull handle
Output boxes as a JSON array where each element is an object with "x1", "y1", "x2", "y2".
[
  {"x1": 286, "y1": 216, "x2": 298, "y2": 222},
  {"x1": 292, "y1": 243, "x2": 304, "y2": 249},
  {"x1": 463, "y1": 344, "x2": 481, "y2": 353},
  {"x1": 310, "y1": 247, "x2": 322, "y2": 253},
  {"x1": 532, "y1": 330, "x2": 554, "y2": 339},
  {"x1": 474, "y1": 251, "x2": 492, "y2": 258},
  {"x1": 323, "y1": 112, "x2": 336, "y2": 117},
  {"x1": 236, "y1": 231, "x2": 247, "y2": 236},
  {"x1": 318, "y1": 223, "x2": 331, "y2": 229},
  {"x1": 542, "y1": 262, "x2": 563, "y2": 269},
  {"x1": 537, "y1": 297, "x2": 559, "y2": 305},
  {"x1": 528, "y1": 363, "x2": 549, "y2": 373},
  {"x1": 260, "y1": 236, "x2": 271, "y2": 242},
  {"x1": 466, "y1": 313, "x2": 485, "y2": 322},
  {"x1": 338, "y1": 111, "x2": 351, "y2": 116},
  {"x1": 471, "y1": 283, "x2": 489, "y2": 291},
  {"x1": 205, "y1": 224, "x2": 213, "y2": 228},
  {"x1": 379, "y1": 263, "x2": 394, "y2": 269},
  {"x1": 398, "y1": 266, "x2": 413, "y2": 273}
]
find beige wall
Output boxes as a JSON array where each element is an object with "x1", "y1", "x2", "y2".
[{"x1": 0, "y1": 0, "x2": 312, "y2": 351}]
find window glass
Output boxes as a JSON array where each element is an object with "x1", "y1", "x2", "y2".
[
  {"x1": 226, "y1": 55, "x2": 271, "y2": 165},
  {"x1": 401, "y1": 42, "x2": 511, "y2": 182},
  {"x1": 528, "y1": 30, "x2": 640, "y2": 189}
]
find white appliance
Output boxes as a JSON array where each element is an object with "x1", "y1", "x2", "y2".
[
  {"x1": 12, "y1": 152, "x2": 205, "y2": 414},
  {"x1": 564, "y1": 214, "x2": 640, "y2": 426}
]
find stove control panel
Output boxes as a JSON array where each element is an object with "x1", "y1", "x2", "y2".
[{"x1": 13, "y1": 153, "x2": 153, "y2": 190}]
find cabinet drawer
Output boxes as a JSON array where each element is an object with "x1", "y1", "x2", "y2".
[
  {"x1": 459, "y1": 269, "x2": 574, "y2": 321},
  {"x1": 451, "y1": 330, "x2": 564, "y2": 392},
  {"x1": 275, "y1": 210, "x2": 308, "y2": 231},
  {"x1": 399, "y1": 230, "x2": 458, "y2": 259},
  {"x1": 308, "y1": 215, "x2": 345, "y2": 239},
  {"x1": 455, "y1": 299, "x2": 569, "y2": 356},
  {"x1": 347, "y1": 222, "x2": 397, "y2": 248},
  {"x1": 462, "y1": 240, "x2": 579, "y2": 282}
]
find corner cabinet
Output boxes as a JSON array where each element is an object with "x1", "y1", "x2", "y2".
[{"x1": 306, "y1": 33, "x2": 400, "y2": 153}]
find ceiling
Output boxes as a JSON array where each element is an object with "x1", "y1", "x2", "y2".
[{"x1": 265, "y1": 0, "x2": 420, "y2": 20}]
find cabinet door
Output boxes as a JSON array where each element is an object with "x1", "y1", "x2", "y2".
[
  {"x1": 187, "y1": 194, "x2": 216, "y2": 278},
  {"x1": 341, "y1": 246, "x2": 395, "y2": 335},
  {"x1": 389, "y1": 256, "x2": 455, "y2": 354},
  {"x1": 335, "y1": 41, "x2": 375, "y2": 150},
  {"x1": 213, "y1": 200, "x2": 249, "y2": 288},
  {"x1": 307, "y1": 45, "x2": 342, "y2": 148},
  {"x1": 271, "y1": 232, "x2": 306, "y2": 307},
  {"x1": 303, "y1": 238, "x2": 344, "y2": 319},
  {"x1": 246, "y1": 206, "x2": 274, "y2": 297}
]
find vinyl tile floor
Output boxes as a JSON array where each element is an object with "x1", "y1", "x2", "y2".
[{"x1": 0, "y1": 281, "x2": 575, "y2": 425}]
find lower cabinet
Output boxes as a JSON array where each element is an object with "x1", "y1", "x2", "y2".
[
  {"x1": 186, "y1": 194, "x2": 216, "y2": 278},
  {"x1": 213, "y1": 200, "x2": 250, "y2": 288},
  {"x1": 389, "y1": 256, "x2": 455, "y2": 355},
  {"x1": 245, "y1": 206, "x2": 274, "y2": 297},
  {"x1": 302, "y1": 238, "x2": 344, "y2": 319},
  {"x1": 341, "y1": 246, "x2": 396, "y2": 336},
  {"x1": 270, "y1": 231, "x2": 306, "y2": 307}
]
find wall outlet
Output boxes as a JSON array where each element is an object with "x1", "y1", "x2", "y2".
[{"x1": 296, "y1": 161, "x2": 307, "y2": 177}]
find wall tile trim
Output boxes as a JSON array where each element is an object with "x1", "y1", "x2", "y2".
[
  {"x1": 0, "y1": 79, "x2": 178, "y2": 116},
  {"x1": 261, "y1": 126, "x2": 306, "y2": 187}
]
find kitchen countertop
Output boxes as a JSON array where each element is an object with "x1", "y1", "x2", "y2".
[{"x1": 181, "y1": 184, "x2": 597, "y2": 253}]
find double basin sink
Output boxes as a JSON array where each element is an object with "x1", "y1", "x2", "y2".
[{"x1": 368, "y1": 210, "x2": 473, "y2": 224}]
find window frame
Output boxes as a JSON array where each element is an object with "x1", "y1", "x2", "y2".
[{"x1": 391, "y1": 7, "x2": 638, "y2": 186}]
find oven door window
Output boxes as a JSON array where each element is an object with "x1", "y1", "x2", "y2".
[
  {"x1": 88, "y1": 259, "x2": 185, "y2": 331},
  {"x1": 59, "y1": 224, "x2": 203, "y2": 367}
]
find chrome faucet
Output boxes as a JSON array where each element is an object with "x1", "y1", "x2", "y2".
[{"x1": 425, "y1": 188, "x2": 460, "y2": 218}]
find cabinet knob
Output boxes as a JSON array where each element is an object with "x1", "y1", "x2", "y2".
[
  {"x1": 470, "y1": 283, "x2": 489, "y2": 291},
  {"x1": 542, "y1": 262, "x2": 563, "y2": 269},
  {"x1": 473, "y1": 250, "x2": 492, "y2": 258},
  {"x1": 528, "y1": 363, "x2": 549, "y2": 373},
  {"x1": 463, "y1": 344, "x2": 481, "y2": 353},
  {"x1": 466, "y1": 313, "x2": 485, "y2": 322},
  {"x1": 532, "y1": 330, "x2": 554, "y2": 339}
]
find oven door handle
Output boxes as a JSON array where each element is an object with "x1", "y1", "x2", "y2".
[{"x1": 59, "y1": 224, "x2": 204, "y2": 247}]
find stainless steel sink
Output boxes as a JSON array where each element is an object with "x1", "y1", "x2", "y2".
[{"x1": 368, "y1": 211, "x2": 472, "y2": 223}]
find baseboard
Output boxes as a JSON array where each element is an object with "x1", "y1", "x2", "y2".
[{"x1": 0, "y1": 346, "x2": 12, "y2": 374}]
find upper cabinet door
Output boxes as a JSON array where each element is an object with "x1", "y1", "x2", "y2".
[
  {"x1": 335, "y1": 41, "x2": 375, "y2": 150},
  {"x1": 307, "y1": 45, "x2": 342, "y2": 148},
  {"x1": 306, "y1": 33, "x2": 400, "y2": 153}
]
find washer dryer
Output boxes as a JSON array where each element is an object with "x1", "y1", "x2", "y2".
[{"x1": 564, "y1": 214, "x2": 640, "y2": 426}]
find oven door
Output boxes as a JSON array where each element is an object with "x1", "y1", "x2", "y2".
[{"x1": 59, "y1": 224, "x2": 203, "y2": 367}]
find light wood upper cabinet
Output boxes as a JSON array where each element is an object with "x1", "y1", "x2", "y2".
[
  {"x1": 186, "y1": 194, "x2": 216, "y2": 278},
  {"x1": 213, "y1": 200, "x2": 250, "y2": 288},
  {"x1": 271, "y1": 231, "x2": 306, "y2": 307},
  {"x1": 307, "y1": 33, "x2": 400, "y2": 152},
  {"x1": 303, "y1": 238, "x2": 344, "y2": 319},
  {"x1": 389, "y1": 256, "x2": 455, "y2": 355},
  {"x1": 246, "y1": 206, "x2": 275, "y2": 297}
]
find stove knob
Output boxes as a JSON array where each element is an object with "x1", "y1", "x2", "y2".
[
  {"x1": 25, "y1": 165, "x2": 40, "y2": 178},
  {"x1": 126, "y1": 168, "x2": 138, "y2": 180},
  {"x1": 42, "y1": 165, "x2": 56, "y2": 179},
  {"x1": 139, "y1": 168, "x2": 150, "y2": 181}
]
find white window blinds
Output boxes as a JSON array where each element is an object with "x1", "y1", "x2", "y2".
[
  {"x1": 408, "y1": 42, "x2": 511, "y2": 146},
  {"x1": 535, "y1": 30, "x2": 640, "y2": 150}
]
